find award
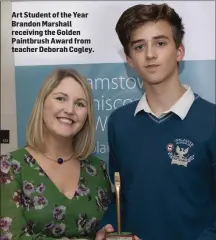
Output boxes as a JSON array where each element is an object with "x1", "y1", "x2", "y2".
[{"x1": 104, "y1": 172, "x2": 135, "y2": 240}]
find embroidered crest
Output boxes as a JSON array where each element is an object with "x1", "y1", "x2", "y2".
[{"x1": 167, "y1": 139, "x2": 195, "y2": 167}]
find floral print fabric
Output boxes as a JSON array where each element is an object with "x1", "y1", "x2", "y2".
[{"x1": 0, "y1": 148, "x2": 111, "y2": 239}]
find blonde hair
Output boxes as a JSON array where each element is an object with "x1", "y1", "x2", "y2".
[{"x1": 26, "y1": 68, "x2": 95, "y2": 160}]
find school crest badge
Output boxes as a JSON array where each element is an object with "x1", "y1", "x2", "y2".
[{"x1": 166, "y1": 138, "x2": 195, "y2": 167}]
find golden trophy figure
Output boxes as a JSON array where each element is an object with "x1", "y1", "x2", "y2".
[{"x1": 104, "y1": 172, "x2": 135, "y2": 240}]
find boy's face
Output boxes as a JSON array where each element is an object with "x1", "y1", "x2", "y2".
[{"x1": 126, "y1": 20, "x2": 184, "y2": 85}]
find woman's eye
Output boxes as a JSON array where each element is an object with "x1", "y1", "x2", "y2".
[
  {"x1": 75, "y1": 102, "x2": 85, "y2": 107},
  {"x1": 56, "y1": 97, "x2": 65, "y2": 102}
]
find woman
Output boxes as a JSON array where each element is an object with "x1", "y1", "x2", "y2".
[{"x1": 0, "y1": 69, "x2": 111, "y2": 240}]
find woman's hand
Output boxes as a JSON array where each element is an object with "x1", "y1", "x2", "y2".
[{"x1": 95, "y1": 224, "x2": 141, "y2": 240}]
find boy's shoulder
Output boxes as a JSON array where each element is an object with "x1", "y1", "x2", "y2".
[{"x1": 109, "y1": 100, "x2": 139, "y2": 120}]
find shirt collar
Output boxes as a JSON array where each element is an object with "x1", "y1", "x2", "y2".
[{"x1": 134, "y1": 85, "x2": 195, "y2": 120}]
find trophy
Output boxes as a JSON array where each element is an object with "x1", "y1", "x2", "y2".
[{"x1": 104, "y1": 172, "x2": 135, "y2": 240}]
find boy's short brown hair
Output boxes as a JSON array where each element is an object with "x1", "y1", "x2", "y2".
[{"x1": 115, "y1": 3, "x2": 185, "y2": 56}]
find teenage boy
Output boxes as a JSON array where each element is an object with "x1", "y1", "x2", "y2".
[{"x1": 96, "y1": 3, "x2": 216, "y2": 240}]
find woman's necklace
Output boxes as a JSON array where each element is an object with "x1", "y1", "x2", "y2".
[{"x1": 43, "y1": 154, "x2": 73, "y2": 164}]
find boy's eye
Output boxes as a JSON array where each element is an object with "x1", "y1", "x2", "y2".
[
  {"x1": 157, "y1": 41, "x2": 166, "y2": 46},
  {"x1": 134, "y1": 45, "x2": 145, "y2": 50}
]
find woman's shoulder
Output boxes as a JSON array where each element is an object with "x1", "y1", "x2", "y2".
[
  {"x1": 84, "y1": 154, "x2": 107, "y2": 167},
  {"x1": 1, "y1": 147, "x2": 27, "y2": 159},
  {"x1": 0, "y1": 147, "x2": 28, "y2": 166},
  {"x1": 83, "y1": 154, "x2": 109, "y2": 178},
  {"x1": 0, "y1": 148, "x2": 28, "y2": 184}
]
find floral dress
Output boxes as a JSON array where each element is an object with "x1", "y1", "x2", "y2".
[{"x1": 0, "y1": 148, "x2": 111, "y2": 240}]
